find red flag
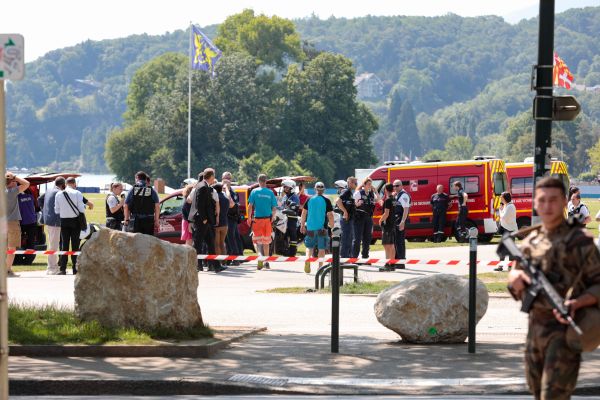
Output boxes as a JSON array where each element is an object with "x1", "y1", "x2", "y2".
[{"x1": 553, "y1": 52, "x2": 574, "y2": 89}]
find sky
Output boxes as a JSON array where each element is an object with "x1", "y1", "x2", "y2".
[{"x1": 4, "y1": 0, "x2": 599, "y2": 62}]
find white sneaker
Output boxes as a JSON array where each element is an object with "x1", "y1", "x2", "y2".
[{"x1": 46, "y1": 269, "x2": 60, "y2": 275}]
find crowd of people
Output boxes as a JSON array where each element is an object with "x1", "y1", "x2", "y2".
[{"x1": 6, "y1": 167, "x2": 600, "y2": 277}]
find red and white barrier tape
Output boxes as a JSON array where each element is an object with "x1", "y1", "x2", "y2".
[{"x1": 6, "y1": 250, "x2": 512, "y2": 266}]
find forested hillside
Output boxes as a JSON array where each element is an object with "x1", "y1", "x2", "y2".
[{"x1": 6, "y1": 7, "x2": 600, "y2": 178}]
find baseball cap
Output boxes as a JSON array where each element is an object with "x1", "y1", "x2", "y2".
[{"x1": 315, "y1": 182, "x2": 325, "y2": 190}]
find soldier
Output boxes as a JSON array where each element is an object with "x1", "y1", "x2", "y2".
[{"x1": 508, "y1": 177, "x2": 600, "y2": 400}]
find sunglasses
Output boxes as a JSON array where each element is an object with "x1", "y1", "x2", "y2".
[{"x1": 393, "y1": 184, "x2": 401, "y2": 187}]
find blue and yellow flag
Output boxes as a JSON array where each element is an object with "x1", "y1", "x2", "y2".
[{"x1": 191, "y1": 25, "x2": 222, "y2": 74}]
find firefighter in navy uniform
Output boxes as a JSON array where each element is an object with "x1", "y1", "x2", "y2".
[
  {"x1": 281, "y1": 180, "x2": 301, "y2": 256},
  {"x1": 335, "y1": 177, "x2": 357, "y2": 258},
  {"x1": 124, "y1": 171, "x2": 160, "y2": 235},
  {"x1": 352, "y1": 178, "x2": 379, "y2": 259},
  {"x1": 430, "y1": 184, "x2": 450, "y2": 243}
]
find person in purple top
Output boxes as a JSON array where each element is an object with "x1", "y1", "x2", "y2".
[{"x1": 18, "y1": 188, "x2": 38, "y2": 256}]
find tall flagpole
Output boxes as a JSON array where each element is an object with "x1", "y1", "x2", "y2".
[{"x1": 187, "y1": 22, "x2": 192, "y2": 179}]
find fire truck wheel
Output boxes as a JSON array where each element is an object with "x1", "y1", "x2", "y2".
[{"x1": 453, "y1": 220, "x2": 477, "y2": 243}]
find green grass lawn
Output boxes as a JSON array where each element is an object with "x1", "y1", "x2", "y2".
[
  {"x1": 8, "y1": 303, "x2": 213, "y2": 345},
  {"x1": 260, "y1": 272, "x2": 510, "y2": 295}
]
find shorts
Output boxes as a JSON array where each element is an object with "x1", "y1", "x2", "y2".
[
  {"x1": 7, "y1": 220, "x2": 21, "y2": 248},
  {"x1": 304, "y1": 230, "x2": 330, "y2": 250},
  {"x1": 382, "y1": 228, "x2": 395, "y2": 245},
  {"x1": 252, "y1": 218, "x2": 272, "y2": 245}
]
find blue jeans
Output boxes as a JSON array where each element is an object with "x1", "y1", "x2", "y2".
[
  {"x1": 225, "y1": 218, "x2": 243, "y2": 255},
  {"x1": 340, "y1": 217, "x2": 354, "y2": 258},
  {"x1": 352, "y1": 216, "x2": 373, "y2": 258}
]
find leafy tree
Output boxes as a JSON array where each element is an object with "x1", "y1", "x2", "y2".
[
  {"x1": 125, "y1": 52, "x2": 187, "y2": 121},
  {"x1": 588, "y1": 139, "x2": 600, "y2": 176},
  {"x1": 216, "y1": 9, "x2": 303, "y2": 67},
  {"x1": 105, "y1": 119, "x2": 159, "y2": 181},
  {"x1": 443, "y1": 136, "x2": 473, "y2": 160}
]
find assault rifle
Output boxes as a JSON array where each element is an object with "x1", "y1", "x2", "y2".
[{"x1": 497, "y1": 232, "x2": 583, "y2": 336}]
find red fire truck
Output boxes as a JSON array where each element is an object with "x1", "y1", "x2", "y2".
[
  {"x1": 368, "y1": 157, "x2": 508, "y2": 243},
  {"x1": 505, "y1": 159, "x2": 570, "y2": 229}
]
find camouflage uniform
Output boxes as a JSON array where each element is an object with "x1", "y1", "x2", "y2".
[{"x1": 518, "y1": 221, "x2": 600, "y2": 400}]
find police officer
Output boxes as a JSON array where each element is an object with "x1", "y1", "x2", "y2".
[
  {"x1": 430, "y1": 184, "x2": 450, "y2": 243},
  {"x1": 281, "y1": 179, "x2": 301, "y2": 256},
  {"x1": 105, "y1": 182, "x2": 125, "y2": 230},
  {"x1": 453, "y1": 180, "x2": 468, "y2": 239},
  {"x1": 393, "y1": 179, "x2": 410, "y2": 269},
  {"x1": 124, "y1": 171, "x2": 160, "y2": 235},
  {"x1": 335, "y1": 177, "x2": 357, "y2": 258},
  {"x1": 508, "y1": 177, "x2": 600, "y2": 399},
  {"x1": 222, "y1": 171, "x2": 244, "y2": 262},
  {"x1": 352, "y1": 178, "x2": 379, "y2": 259}
]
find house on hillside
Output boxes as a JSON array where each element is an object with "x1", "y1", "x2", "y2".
[
  {"x1": 73, "y1": 79, "x2": 102, "y2": 96},
  {"x1": 355, "y1": 72, "x2": 384, "y2": 100}
]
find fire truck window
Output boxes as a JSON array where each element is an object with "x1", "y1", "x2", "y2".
[
  {"x1": 449, "y1": 176, "x2": 479, "y2": 194},
  {"x1": 418, "y1": 180, "x2": 428, "y2": 185},
  {"x1": 493, "y1": 172, "x2": 508, "y2": 195},
  {"x1": 511, "y1": 177, "x2": 533, "y2": 196},
  {"x1": 372, "y1": 180, "x2": 386, "y2": 196}
]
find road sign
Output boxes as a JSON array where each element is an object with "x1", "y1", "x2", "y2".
[
  {"x1": 0, "y1": 34, "x2": 24, "y2": 80},
  {"x1": 553, "y1": 95, "x2": 580, "y2": 121}
]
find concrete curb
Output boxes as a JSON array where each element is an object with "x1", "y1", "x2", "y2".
[
  {"x1": 9, "y1": 326, "x2": 266, "y2": 358},
  {"x1": 9, "y1": 377, "x2": 600, "y2": 396}
]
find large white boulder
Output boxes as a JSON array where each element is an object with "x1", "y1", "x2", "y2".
[
  {"x1": 374, "y1": 274, "x2": 488, "y2": 343},
  {"x1": 75, "y1": 228, "x2": 203, "y2": 330}
]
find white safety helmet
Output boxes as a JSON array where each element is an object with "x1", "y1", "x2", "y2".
[
  {"x1": 334, "y1": 180, "x2": 348, "y2": 190},
  {"x1": 281, "y1": 179, "x2": 296, "y2": 190}
]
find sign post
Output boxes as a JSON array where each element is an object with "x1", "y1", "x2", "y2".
[
  {"x1": 331, "y1": 227, "x2": 341, "y2": 353},
  {"x1": 468, "y1": 227, "x2": 478, "y2": 354},
  {"x1": 0, "y1": 33, "x2": 25, "y2": 400},
  {"x1": 531, "y1": 0, "x2": 554, "y2": 225}
]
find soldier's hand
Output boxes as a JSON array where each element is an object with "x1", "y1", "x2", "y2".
[
  {"x1": 555, "y1": 294, "x2": 599, "y2": 324},
  {"x1": 552, "y1": 308, "x2": 572, "y2": 325},
  {"x1": 507, "y1": 269, "x2": 531, "y2": 299}
]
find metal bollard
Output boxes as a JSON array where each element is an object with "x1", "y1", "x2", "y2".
[
  {"x1": 468, "y1": 227, "x2": 478, "y2": 354},
  {"x1": 331, "y1": 227, "x2": 341, "y2": 353}
]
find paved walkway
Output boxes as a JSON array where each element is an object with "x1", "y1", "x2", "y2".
[{"x1": 7, "y1": 244, "x2": 600, "y2": 395}]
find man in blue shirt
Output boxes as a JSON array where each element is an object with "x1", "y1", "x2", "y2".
[
  {"x1": 300, "y1": 181, "x2": 334, "y2": 273},
  {"x1": 43, "y1": 177, "x2": 63, "y2": 274},
  {"x1": 247, "y1": 174, "x2": 277, "y2": 270},
  {"x1": 124, "y1": 171, "x2": 160, "y2": 236}
]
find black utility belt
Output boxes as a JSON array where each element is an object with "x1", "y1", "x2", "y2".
[
  {"x1": 254, "y1": 216, "x2": 271, "y2": 219},
  {"x1": 132, "y1": 214, "x2": 154, "y2": 219}
]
